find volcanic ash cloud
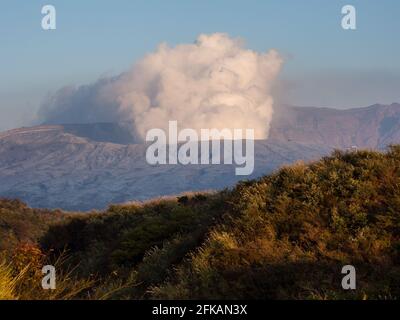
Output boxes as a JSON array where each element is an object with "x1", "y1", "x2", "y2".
[
  {"x1": 115, "y1": 33, "x2": 282, "y2": 140},
  {"x1": 40, "y1": 33, "x2": 283, "y2": 140}
]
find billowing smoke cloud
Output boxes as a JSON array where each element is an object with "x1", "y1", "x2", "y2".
[{"x1": 39, "y1": 33, "x2": 283, "y2": 140}]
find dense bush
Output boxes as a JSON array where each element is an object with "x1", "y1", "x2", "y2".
[
  {"x1": 0, "y1": 199, "x2": 64, "y2": 253},
  {"x1": 40, "y1": 192, "x2": 227, "y2": 278},
  {"x1": 151, "y1": 147, "x2": 400, "y2": 299},
  {"x1": 1, "y1": 147, "x2": 400, "y2": 299}
]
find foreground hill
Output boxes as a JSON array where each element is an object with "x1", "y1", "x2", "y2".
[
  {"x1": 0, "y1": 199, "x2": 64, "y2": 253},
  {"x1": 1, "y1": 147, "x2": 399, "y2": 299}
]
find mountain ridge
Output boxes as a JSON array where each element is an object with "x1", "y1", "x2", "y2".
[
  {"x1": 269, "y1": 103, "x2": 400, "y2": 149},
  {"x1": 0, "y1": 103, "x2": 399, "y2": 210}
]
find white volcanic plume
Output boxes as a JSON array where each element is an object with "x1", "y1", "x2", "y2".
[{"x1": 39, "y1": 33, "x2": 283, "y2": 140}]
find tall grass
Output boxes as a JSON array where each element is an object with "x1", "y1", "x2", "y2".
[
  {"x1": 0, "y1": 250, "x2": 96, "y2": 300},
  {"x1": 0, "y1": 260, "x2": 18, "y2": 300}
]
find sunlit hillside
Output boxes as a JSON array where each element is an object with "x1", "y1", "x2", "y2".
[{"x1": 1, "y1": 147, "x2": 400, "y2": 300}]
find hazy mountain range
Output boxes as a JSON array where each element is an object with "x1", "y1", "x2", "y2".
[
  {"x1": 0, "y1": 103, "x2": 399, "y2": 210},
  {"x1": 270, "y1": 103, "x2": 400, "y2": 149}
]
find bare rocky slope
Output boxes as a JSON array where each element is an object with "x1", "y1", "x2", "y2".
[
  {"x1": 270, "y1": 103, "x2": 400, "y2": 149},
  {"x1": 0, "y1": 103, "x2": 399, "y2": 210}
]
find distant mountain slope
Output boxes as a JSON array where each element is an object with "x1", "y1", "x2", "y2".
[
  {"x1": 269, "y1": 103, "x2": 400, "y2": 149},
  {"x1": 0, "y1": 123, "x2": 137, "y2": 144},
  {"x1": 0, "y1": 125, "x2": 329, "y2": 210},
  {"x1": 0, "y1": 103, "x2": 399, "y2": 210},
  {"x1": 29, "y1": 103, "x2": 400, "y2": 149}
]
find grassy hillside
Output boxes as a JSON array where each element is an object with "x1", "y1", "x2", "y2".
[{"x1": 1, "y1": 147, "x2": 400, "y2": 299}]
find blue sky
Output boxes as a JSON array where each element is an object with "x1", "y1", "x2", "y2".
[{"x1": 0, "y1": 0, "x2": 399, "y2": 131}]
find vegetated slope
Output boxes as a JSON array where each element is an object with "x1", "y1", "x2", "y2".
[
  {"x1": 152, "y1": 147, "x2": 400, "y2": 299},
  {"x1": 0, "y1": 199, "x2": 64, "y2": 253},
  {"x1": 1, "y1": 147, "x2": 400, "y2": 299}
]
